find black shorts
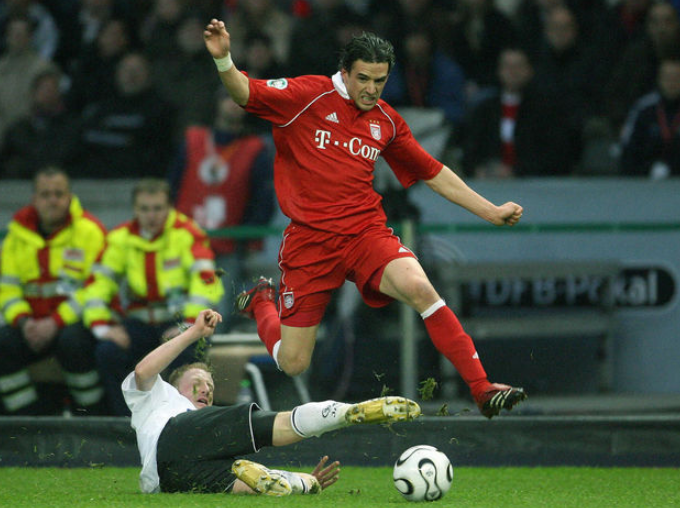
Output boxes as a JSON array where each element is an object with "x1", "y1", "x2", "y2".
[{"x1": 156, "y1": 403, "x2": 276, "y2": 493}]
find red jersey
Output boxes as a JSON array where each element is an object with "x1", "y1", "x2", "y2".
[{"x1": 245, "y1": 72, "x2": 443, "y2": 234}]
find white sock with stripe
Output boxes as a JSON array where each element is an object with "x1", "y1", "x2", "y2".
[
  {"x1": 275, "y1": 470, "x2": 318, "y2": 494},
  {"x1": 290, "y1": 400, "x2": 350, "y2": 438},
  {"x1": 272, "y1": 341, "x2": 282, "y2": 370},
  {"x1": 420, "y1": 299, "x2": 446, "y2": 319}
]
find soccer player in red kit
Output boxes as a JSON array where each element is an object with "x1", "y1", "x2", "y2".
[{"x1": 203, "y1": 19, "x2": 527, "y2": 418}]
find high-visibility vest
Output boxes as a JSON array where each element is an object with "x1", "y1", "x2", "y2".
[
  {"x1": 0, "y1": 196, "x2": 107, "y2": 327},
  {"x1": 175, "y1": 126, "x2": 265, "y2": 254},
  {"x1": 83, "y1": 208, "x2": 224, "y2": 327}
]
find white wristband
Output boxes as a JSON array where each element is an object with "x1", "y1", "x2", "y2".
[{"x1": 213, "y1": 53, "x2": 233, "y2": 72}]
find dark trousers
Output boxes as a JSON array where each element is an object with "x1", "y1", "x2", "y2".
[
  {"x1": 0, "y1": 323, "x2": 102, "y2": 415},
  {"x1": 95, "y1": 319, "x2": 205, "y2": 416},
  {"x1": 157, "y1": 403, "x2": 276, "y2": 493}
]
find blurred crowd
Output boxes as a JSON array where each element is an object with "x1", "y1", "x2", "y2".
[{"x1": 0, "y1": 0, "x2": 679, "y2": 180}]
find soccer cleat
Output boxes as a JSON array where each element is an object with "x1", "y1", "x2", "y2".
[
  {"x1": 345, "y1": 396, "x2": 421, "y2": 424},
  {"x1": 232, "y1": 459, "x2": 292, "y2": 496},
  {"x1": 475, "y1": 384, "x2": 527, "y2": 419},
  {"x1": 235, "y1": 276, "x2": 276, "y2": 318}
]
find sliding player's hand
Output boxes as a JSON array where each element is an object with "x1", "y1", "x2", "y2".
[
  {"x1": 311, "y1": 455, "x2": 340, "y2": 490},
  {"x1": 194, "y1": 309, "x2": 222, "y2": 338}
]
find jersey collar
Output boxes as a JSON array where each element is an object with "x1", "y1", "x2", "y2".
[{"x1": 332, "y1": 71, "x2": 349, "y2": 99}]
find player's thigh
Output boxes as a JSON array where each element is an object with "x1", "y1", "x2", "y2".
[
  {"x1": 379, "y1": 257, "x2": 440, "y2": 310},
  {"x1": 157, "y1": 405, "x2": 258, "y2": 462}
]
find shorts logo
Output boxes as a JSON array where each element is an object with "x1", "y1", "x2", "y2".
[
  {"x1": 283, "y1": 291, "x2": 294, "y2": 309},
  {"x1": 267, "y1": 78, "x2": 288, "y2": 89}
]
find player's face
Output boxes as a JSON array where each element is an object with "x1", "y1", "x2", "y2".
[
  {"x1": 178, "y1": 368, "x2": 214, "y2": 409},
  {"x1": 659, "y1": 61, "x2": 680, "y2": 100},
  {"x1": 133, "y1": 191, "x2": 170, "y2": 237},
  {"x1": 498, "y1": 50, "x2": 533, "y2": 93},
  {"x1": 33, "y1": 173, "x2": 71, "y2": 232},
  {"x1": 342, "y1": 60, "x2": 390, "y2": 112}
]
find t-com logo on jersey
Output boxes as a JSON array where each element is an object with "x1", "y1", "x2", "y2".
[{"x1": 314, "y1": 129, "x2": 381, "y2": 161}]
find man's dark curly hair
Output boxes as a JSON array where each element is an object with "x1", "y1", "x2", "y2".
[{"x1": 339, "y1": 32, "x2": 395, "y2": 73}]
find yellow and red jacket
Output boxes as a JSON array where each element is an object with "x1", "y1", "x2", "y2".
[
  {"x1": 0, "y1": 196, "x2": 107, "y2": 327},
  {"x1": 83, "y1": 208, "x2": 224, "y2": 328}
]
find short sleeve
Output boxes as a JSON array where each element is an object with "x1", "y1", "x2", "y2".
[
  {"x1": 122, "y1": 372, "x2": 162, "y2": 415},
  {"x1": 381, "y1": 111, "x2": 443, "y2": 188}
]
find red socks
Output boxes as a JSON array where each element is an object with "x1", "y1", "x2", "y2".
[
  {"x1": 423, "y1": 305, "x2": 489, "y2": 398},
  {"x1": 253, "y1": 299, "x2": 281, "y2": 356},
  {"x1": 254, "y1": 296, "x2": 489, "y2": 397}
]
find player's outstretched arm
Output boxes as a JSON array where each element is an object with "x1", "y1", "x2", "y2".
[
  {"x1": 424, "y1": 165, "x2": 523, "y2": 226},
  {"x1": 203, "y1": 18, "x2": 250, "y2": 106},
  {"x1": 134, "y1": 309, "x2": 221, "y2": 391}
]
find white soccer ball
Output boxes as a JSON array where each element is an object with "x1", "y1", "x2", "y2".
[{"x1": 393, "y1": 445, "x2": 453, "y2": 502}]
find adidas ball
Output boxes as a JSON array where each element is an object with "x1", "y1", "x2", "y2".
[{"x1": 393, "y1": 445, "x2": 453, "y2": 502}]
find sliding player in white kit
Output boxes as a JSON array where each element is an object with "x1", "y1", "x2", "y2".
[{"x1": 122, "y1": 309, "x2": 420, "y2": 495}]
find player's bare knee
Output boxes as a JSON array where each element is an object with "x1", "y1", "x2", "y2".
[
  {"x1": 403, "y1": 278, "x2": 438, "y2": 309},
  {"x1": 281, "y1": 362, "x2": 308, "y2": 377},
  {"x1": 278, "y1": 355, "x2": 310, "y2": 377}
]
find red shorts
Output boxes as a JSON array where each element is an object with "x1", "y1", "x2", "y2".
[{"x1": 277, "y1": 223, "x2": 417, "y2": 327}]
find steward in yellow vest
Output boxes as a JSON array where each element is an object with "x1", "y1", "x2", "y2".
[
  {"x1": 83, "y1": 178, "x2": 224, "y2": 415},
  {"x1": 0, "y1": 167, "x2": 107, "y2": 415}
]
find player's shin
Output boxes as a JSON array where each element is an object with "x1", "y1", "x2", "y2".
[
  {"x1": 254, "y1": 302, "x2": 281, "y2": 358},
  {"x1": 290, "y1": 401, "x2": 348, "y2": 438},
  {"x1": 422, "y1": 303, "x2": 489, "y2": 397}
]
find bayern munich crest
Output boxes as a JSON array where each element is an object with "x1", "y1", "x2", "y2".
[
  {"x1": 369, "y1": 121, "x2": 382, "y2": 140},
  {"x1": 283, "y1": 291, "x2": 294, "y2": 309},
  {"x1": 266, "y1": 78, "x2": 288, "y2": 89}
]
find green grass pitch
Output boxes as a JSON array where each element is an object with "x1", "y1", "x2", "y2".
[{"x1": 0, "y1": 466, "x2": 678, "y2": 507}]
